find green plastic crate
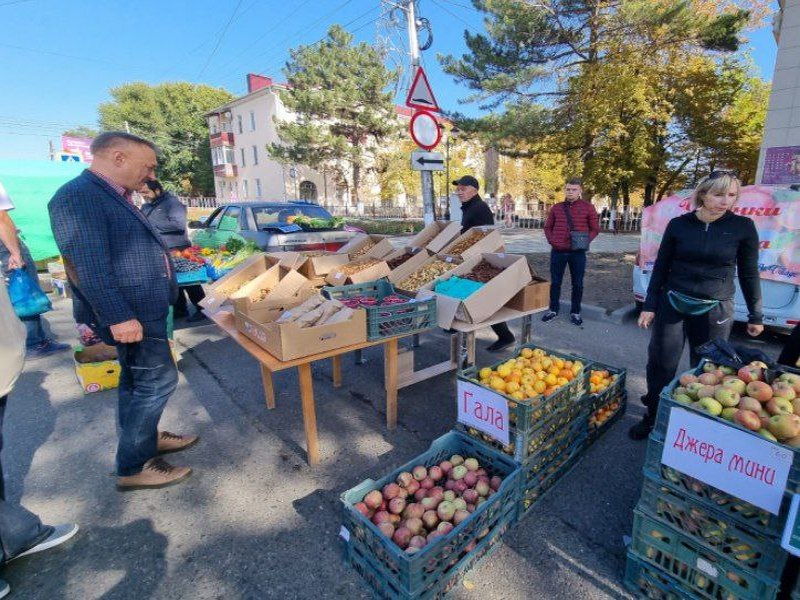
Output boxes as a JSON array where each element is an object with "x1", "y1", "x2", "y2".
[
  {"x1": 518, "y1": 439, "x2": 584, "y2": 519},
  {"x1": 340, "y1": 431, "x2": 521, "y2": 598},
  {"x1": 624, "y1": 551, "x2": 692, "y2": 600},
  {"x1": 643, "y1": 434, "x2": 793, "y2": 539},
  {"x1": 631, "y1": 509, "x2": 780, "y2": 600},
  {"x1": 583, "y1": 360, "x2": 627, "y2": 443},
  {"x1": 322, "y1": 279, "x2": 436, "y2": 341},
  {"x1": 637, "y1": 470, "x2": 787, "y2": 579}
]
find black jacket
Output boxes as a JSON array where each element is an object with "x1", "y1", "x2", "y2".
[
  {"x1": 140, "y1": 192, "x2": 190, "y2": 249},
  {"x1": 644, "y1": 211, "x2": 763, "y2": 324},
  {"x1": 460, "y1": 195, "x2": 494, "y2": 233}
]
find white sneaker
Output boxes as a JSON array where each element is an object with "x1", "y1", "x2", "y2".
[
  {"x1": 0, "y1": 578, "x2": 9, "y2": 599},
  {"x1": 12, "y1": 523, "x2": 79, "y2": 561}
]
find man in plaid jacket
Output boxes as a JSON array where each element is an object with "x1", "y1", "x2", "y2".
[{"x1": 49, "y1": 132, "x2": 198, "y2": 491}]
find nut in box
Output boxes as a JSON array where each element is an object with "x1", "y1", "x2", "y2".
[{"x1": 340, "y1": 431, "x2": 521, "y2": 597}]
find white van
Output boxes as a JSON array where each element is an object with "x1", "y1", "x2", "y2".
[{"x1": 632, "y1": 186, "x2": 800, "y2": 330}]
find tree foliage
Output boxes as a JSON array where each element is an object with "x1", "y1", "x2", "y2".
[
  {"x1": 98, "y1": 82, "x2": 233, "y2": 195},
  {"x1": 62, "y1": 126, "x2": 99, "y2": 138},
  {"x1": 269, "y1": 25, "x2": 399, "y2": 203}
]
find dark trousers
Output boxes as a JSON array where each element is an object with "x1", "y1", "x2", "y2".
[
  {"x1": 642, "y1": 296, "x2": 735, "y2": 417},
  {"x1": 173, "y1": 284, "x2": 205, "y2": 316},
  {"x1": 105, "y1": 319, "x2": 178, "y2": 476},
  {"x1": 549, "y1": 250, "x2": 586, "y2": 314},
  {"x1": 0, "y1": 395, "x2": 52, "y2": 562},
  {"x1": 491, "y1": 322, "x2": 514, "y2": 343},
  {"x1": 778, "y1": 324, "x2": 800, "y2": 368}
]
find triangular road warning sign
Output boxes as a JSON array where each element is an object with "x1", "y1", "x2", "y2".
[{"x1": 405, "y1": 66, "x2": 440, "y2": 112}]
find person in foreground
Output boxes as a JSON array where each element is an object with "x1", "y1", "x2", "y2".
[
  {"x1": 453, "y1": 175, "x2": 516, "y2": 352},
  {"x1": 0, "y1": 272, "x2": 78, "y2": 598},
  {"x1": 48, "y1": 132, "x2": 198, "y2": 490},
  {"x1": 629, "y1": 171, "x2": 763, "y2": 440}
]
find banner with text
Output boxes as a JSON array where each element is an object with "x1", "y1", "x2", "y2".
[
  {"x1": 661, "y1": 407, "x2": 793, "y2": 514},
  {"x1": 456, "y1": 380, "x2": 510, "y2": 446}
]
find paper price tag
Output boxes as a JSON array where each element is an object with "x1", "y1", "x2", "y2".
[
  {"x1": 456, "y1": 380, "x2": 509, "y2": 446},
  {"x1": 695, "y1": 558, "x2": 718, "y2": 578},
  {"x1": 339, "y1": 525, "x2": 350, "y2": 542},
  {"x1": 446, "y1": 257, "x2": 453, "y2": 263}
]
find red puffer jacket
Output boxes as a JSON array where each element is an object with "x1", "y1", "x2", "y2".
[{"x1": 544, "y1": 200, "x2": 600, "y2": 251}]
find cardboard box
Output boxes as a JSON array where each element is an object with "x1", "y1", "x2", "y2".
[
  {"x1": 337, "y1": 234, "x2": 395, "y2": 260},
  {"x1": 231, "y1": 265, "x2": 312, "y2": 319},
  {"x1": 388, "y1": 254, "x2": 461, "y2": 295},
  {"x1": 428, "y1": 253, "x2": 532, "y2": 327},
  {"x1": 407, "y1": 221, "x2": 462, "y2": 254},
  {"x1": 200, "y1": 253, "x2": 304, "y2": 312},
  {"x1": 74, "y1": 344, "x2": 120, "y2": 394},
  {"x1": 384, "y1": 247, "x2": 431, "y2": 273},
  {"x1": 439, "y1": 226, "x2": 504, "y2": 259},
  {"x1": 505, "y1": 276, "x2": 550, "y2": 312},
  {"x1": 325, "y1": 260, "x2": 391, "y2": 286},
  {"x1": 299, "y1": 252, "x2": 352, "y2": 286},
  {"x1": 236, "y1": 303, "x2": 367, "y2": 361}
]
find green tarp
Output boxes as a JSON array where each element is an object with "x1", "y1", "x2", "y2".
[{"x1": 0, "y1": 160, "x2": 85, "y2": 261}]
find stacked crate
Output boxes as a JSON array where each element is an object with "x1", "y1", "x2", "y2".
[
  {"x1": 624, "y1": 362, "x2": 799, "y2": 600},
  {"x1": 582, "y1": 360, "x2": 627, "y2": 445}
]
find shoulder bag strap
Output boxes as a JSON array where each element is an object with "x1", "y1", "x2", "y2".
[{"x1": 563, "y1": 203, "x2": 575, "y2": 232}]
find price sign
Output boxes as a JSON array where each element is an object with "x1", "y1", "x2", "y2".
[{"x1": 457, "y1": 380, "x2": 510, "y2": 446}]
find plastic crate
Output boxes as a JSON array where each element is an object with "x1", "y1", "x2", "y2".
[
  {"x1": 340, "y1": 431, "x2": 521, "y2": 597},
  {"x1": 624, "y1": 551, "x2": 692, "y2": 600},
  {"x1": 631, "y1": 510, "x2": 780, "y2": 600},
  {"x1": 637, "y1": 470, "x2": 787, "y2": 579},
  {"x1": 583, "y1": 361, "x2": 627, "y2": 443},
  {"x1": 643, "y1": 434, "x2": 793, "y2": 538},
  {"x1": 522, "y1": 413, "x2": 587, "y2": 479},
  {"x1": 518, "y1": 440, "x2": 584, "y2": 519},
  {"x1": 346, "y1": 509, "x2": 510, "y2": 600},
  {"x1": 323, "y1": 279, "x2": 437, "y2": 341},
  {"x1": 176, "y1": 266, "x2": 209, "y2": 285}
]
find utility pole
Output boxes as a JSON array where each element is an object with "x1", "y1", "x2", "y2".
[{"x1": 124, "y1": 121, "x2": 131, "y2": 133}]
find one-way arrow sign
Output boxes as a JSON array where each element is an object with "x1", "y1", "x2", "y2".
[{"x1": 411, "y1": 150, "x2": 445, "y2": 171}]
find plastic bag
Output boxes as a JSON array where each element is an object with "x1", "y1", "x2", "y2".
[
  {"x1": 7, "y1": 268, "x2": 52, "y2": 318},
  {"x1": 696, "y1": 338, "x2": 781, "y2": 382}
]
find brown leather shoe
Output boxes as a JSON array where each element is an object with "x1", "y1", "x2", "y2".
[
  {"x1": 116, "y1": 458, "x2": 192, "y2": 491},
  {"x1": 157, "y1": 431, "x2": 199, "y2": 454}
]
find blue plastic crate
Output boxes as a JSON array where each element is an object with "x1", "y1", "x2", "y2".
[
  {"x1": 176, "y1": 266, "x2": 209, "y2": 285},
  {"x1": 340, "y1": 431, "x2": 521, "y2": 598}
]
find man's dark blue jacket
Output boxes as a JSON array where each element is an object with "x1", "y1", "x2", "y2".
[{"x1": 48, "y1": 170, "x2": 178, "y2": 328}]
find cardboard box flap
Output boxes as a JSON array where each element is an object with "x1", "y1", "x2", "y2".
[
  {"x1": 199, "y1": 253, "x2": 271, "y2": 312},
  {"x1": 440, "y1": 226, "x2": 504, "y2": 259},
  {"x1": 232, "y1": 265, "x2": 310, "y2": 309},
  {"x1": 325, "y1": 260, "x2": 391, "y2": 286},
  {"x1": 407, "y1": 221, "x2": 462, "y2": 254},
  {"x1": 266, "y1": 251, "x2": 308, "y2": 270},
  {"x1": 363, "y1": 238, "x2": 396, "y2": 260},
  {"x1": 385, "y1": 247, "x2": 430, "y2": 273},
  {"x1": 426, "y1": 222, "x2": 463, "y2": 254},
  {"x1": 303, "y1": 253, "x2": 351, "y2": 278},
  {"x1": 335, "y1": 233, "x2": 369, "y2": 255}
]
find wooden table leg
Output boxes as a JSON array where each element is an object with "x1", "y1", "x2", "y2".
[
  {"x1": 297, "y1": 363, "x2": 320, "y2": 466},
  {"x1": 332, "y1": 355, "x2": 342, "y2": 388},
  {"x1": 260, "y1": 364, "x2": 276, "y2": 409},
  {"x1": 384, "y1": 337, "x2": 399, "y2": 430}
]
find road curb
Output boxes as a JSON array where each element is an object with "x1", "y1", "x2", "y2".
[
  {"x1": 557, "y1": 301, "x2": 638, "y2": 324},
  {"x1": 609, "y1": 303, "x2": 639, "y2": 324}
]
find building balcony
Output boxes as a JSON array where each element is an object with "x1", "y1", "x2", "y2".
[
  {"x1": 210, "y1": 131, "x2": 235, "y2": 147},
  {"x1": 213, "y1": 164, "x2": 238, "y2": 178}
]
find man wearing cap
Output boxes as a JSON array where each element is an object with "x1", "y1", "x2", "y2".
[{"x1": 452, "y1": 176, "x2": 515, "y2": 352}]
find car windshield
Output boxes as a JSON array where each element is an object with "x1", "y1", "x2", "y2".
[{"x1": 252, "y1": 205, "x2": 333, "y2": 228}]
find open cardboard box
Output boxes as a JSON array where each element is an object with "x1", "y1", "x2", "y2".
[
  {"x1": 407, "y1": 221, "x2": 462, "y2": 254},
  {"x1": 439, "y1": 226, "x2": 504, "y2": 259},
  {"x1": 337, "y1": 234, "x2": 395, "y2": 260},
  {"x1": 506, "y1": 272, "x2": 550, "y2": 312},
  {"x1": 384, "y1": 247, "x2": 431, "y2": 273},
  {"x1": 231, "y1": 264, "x2": 313, "y2": 319},
  {"x1": 299, "y1": 252, "x2": 352, "y2": 286},
  {"x1": 424, "y1": 253, "x2": 531, "y2": 328},
  {"x1": 200, "y1": 253, "x2": 306, "y2": 312},
  {"x1": 388, "y1": 254, "x2": 462, "y2": 296},
  {"x1": 236, "y1": 299, "x2": 367, "y2": 361},
  {"x1": 325, "y1": 259, "x2": 391, "y2": 286}
]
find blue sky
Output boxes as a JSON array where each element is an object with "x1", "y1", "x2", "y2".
[{"x1": 0, "y1": 0, "x2": 780, "y2": 160}]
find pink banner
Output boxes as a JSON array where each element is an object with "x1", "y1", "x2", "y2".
[
  {"x1": 640, "y1": 185, "x2": 800, "y2": 286},
  {"x1": 61, "y1": 135, "x2": 93, "y2": 164}
]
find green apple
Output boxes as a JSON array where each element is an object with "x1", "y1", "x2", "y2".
[
  {"x1": 722, "y1": 378, "x2": 746, "y2": 396},
  {"x1": 673, "y1": 394, "x2": 693, "y2": 405},
  {"x1": 686, "y1": 382, "x2": 705, "y2": 400},
  {"x1": 757, "y1": 428, "x2": 778, "y2": 442},
  {"x1": 721, "y1": 407, "x2": 738, "y2": 422},
  {"x1": 767, "y1": 415, "x2": 799, "y2": 441},
  {"x1": 766, "y1": 398, "x2": 794, "y2": 416},
  {"x1": 698, "y1": 397, "x2": 723, "y2": 416},
  {"x1": 714, "y1": 387, "x2": 740, "y2": 408}
]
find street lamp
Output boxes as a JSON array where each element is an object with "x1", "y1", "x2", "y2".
[{"x1": 440, "y1": 124, "x2": 460, "y2": 219}]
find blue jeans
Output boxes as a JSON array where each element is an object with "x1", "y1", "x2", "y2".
[
  {"x1": 0, "y1": 240, "x2": 49, "y2": 348},
  {"x1": 107, "y1": 319, "x2": 178, "y2": 476},
  {"x1": 549, "y1": 250, "x2": 586, "y2": 314}
]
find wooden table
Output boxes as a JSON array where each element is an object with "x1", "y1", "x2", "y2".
[{"x1": 208, "y1": 310, "x2": 410, "y2": 466}]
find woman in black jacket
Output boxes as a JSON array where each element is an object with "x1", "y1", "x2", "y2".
[
  {"x1": 629, "y1": 171, "x2": 764, "y2": 440},
  {"x1": 139, "y1": 180, "x2": 206, "y2": 321}
]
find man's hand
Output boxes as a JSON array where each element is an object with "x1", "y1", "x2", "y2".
[
  {"x1": 110, "y1": 319, "x2": 143, "y2": 343},
  {"x1": 7, "y1": 252, "x2": 24, "y2": 269},
  {"x1": 747, "y1": 323, "x2": 764, "y2": 337},
  {"x1": 638, "y1": 311, "x2": 655, "y2": 329}
]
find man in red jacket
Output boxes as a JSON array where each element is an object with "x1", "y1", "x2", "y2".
[{"x1": 542, "y1": 178, "x2": 600, "y2": 326}]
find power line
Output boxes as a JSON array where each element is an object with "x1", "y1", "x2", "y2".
[
  {"x1": 198, "y1": 0, "x2": 246, "y2": 77},
  {"x1": 428, "y1": 0, "x2": 478, "y2": 29}
]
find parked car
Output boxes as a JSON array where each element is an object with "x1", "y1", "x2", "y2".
[
  {"x1": 190, "y1": 201, "x2": 361, "y2": 252},
  {"x1": 633, "y1": 186, "x2": 800, "y2": 330}
]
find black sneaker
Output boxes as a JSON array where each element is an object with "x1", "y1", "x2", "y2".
[
  {"x1": 570, "y1": 313, "x2": 583, "y2": 326},
  {"x1": 541, "y1": 311, "x2": 557, "y2": 322},
  {"x1": 628, "y1": 415, "x2": 655, "y2": 441},
  {"x1": 486, "y1": 338, "x2": 515, "y2": 353},
  {"x1": 186, "y1": 310, "x2": 207, "y2": 323},
  {"x1": 26, "y1": 340, "x2": 71, "y2": 360}
]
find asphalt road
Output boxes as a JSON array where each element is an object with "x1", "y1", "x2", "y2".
[{"x1": 1, "y1": 300, "x2": 788, "y2": 599}]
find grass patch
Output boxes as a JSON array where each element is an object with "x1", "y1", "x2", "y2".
[{"x1": 346, "y1": 219, "x2": 424, "y2": 235}]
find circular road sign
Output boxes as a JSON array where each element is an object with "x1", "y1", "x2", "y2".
[{"x1": 409, "y1": 110, "x2": 441, "y2": 151}]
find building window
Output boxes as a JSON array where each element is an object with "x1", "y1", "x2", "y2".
[
  {"x1": 240, "y1": 148, "x2": 246, "y2": 167},
  {"x1": 250, "y1": 110, "x2": 256, "y2": 132},
  {"x1": 299, "y1": 180, "x2": 318, "y2": 201},
  {"x1": 252, "y1": 145, "x2": 258, "y2": 165},
  {"x1": 243, "y1": 180, "x2": 249, "y2": 198},
  {"x1": 255, "y1": 178, "x2": 262, "y2": 198},
  {"x1": 237, "y1": 114, "x2": 243, "y2": 134},
  {"x1": 211, "y1": 121, "x2": 218, "y2": 134},
  {"x1": 224, "y1": 146, "x2": 235, "y2": 164}
]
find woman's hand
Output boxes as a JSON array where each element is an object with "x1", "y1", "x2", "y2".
[
  {"x1": 747, "y1": 323, "x2": 764, "y2": 337},
  {"x1": 638, "y1": 311, "x2": 655, "y2": 329}
]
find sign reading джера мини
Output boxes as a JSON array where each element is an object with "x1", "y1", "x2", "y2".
[{"x1": 661, "y1": 407, "x2": 794, "y2": 514}]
